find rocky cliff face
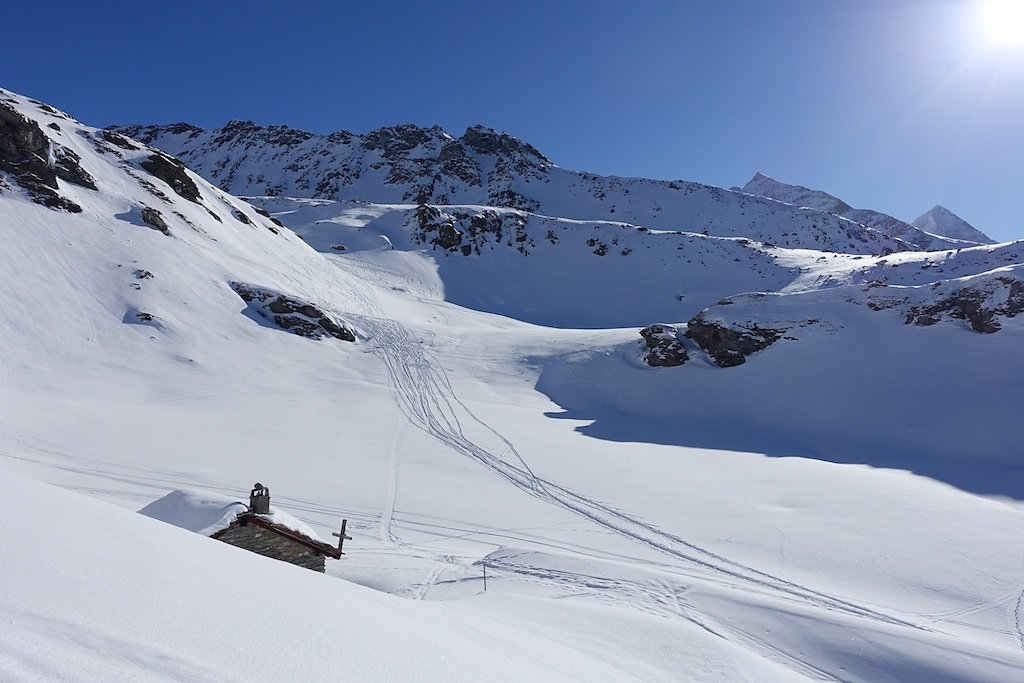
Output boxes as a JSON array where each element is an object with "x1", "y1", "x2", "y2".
[{"x1": 0, "y1": 98, "x2": 96, "y2": 212}]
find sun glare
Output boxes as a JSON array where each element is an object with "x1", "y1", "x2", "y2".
[{"x1": 983, "y1": 0, "x2": 1024, "y2": 44}]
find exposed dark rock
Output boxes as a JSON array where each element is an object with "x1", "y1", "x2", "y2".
[
  {"x1": 438, "y1": 140, "x2": 482, "y2": 187},
  {"x1": 0, "y1": 102, "x2": 82, "y2": 212},
  {"x1": 47, "y1": 122, "x2": 60, "y2": 131},
  {"x1": 363, "y1": 124, "x2": 443, "y2": 155},
  {"x1": 53, "y1": 146, "x2": 97, "y2": 190},
  {"x1": 415, "y1": 204, "x2": 461, "y2": 250},
  {"x1": 141, "y1": 207, "x2": 170, "y2": 234},
  {"x1": 685, "y1": 313, "x2": 785, "y2": 367},
  {"x1": 110, "y1": 122, "x2": 203, "y2": 145},
  {"x1": 639, "y1": 324, "x2": 688, "y2": 367},
  {"x1": 434, "y1": 221, "x2": 463, "y2": 250},
  {"x1": 204, "y1": 206, "x2": 222, "y2": 223},
  {"x1": 139, "y1": 153, "x2": 201, "y2": 203},
  {"x1": 904, "y1": 276, "x2": 1024, "y2": 333},
  {"x1": 460, "y1": 125, "x2": 549, "y2": 164},
  {"x1": 134, "y1": 269, "x2": 153, "y2": 279},
  {"x1": 252, "y1": 206, "x2": 285, "y2": 227},
  {"x1": 101, "y1": 130, "x2": 139, "y2": 150},
  {"x1": 260, "y1": 124, "x2": 313, "y2": 147},
  {"x1": 231, "y1": 283, "x2": 355, "y2": 342},
  {"x1": 488, "y1": 188, "x2": 540, "y2": 212},
  {"x1": 129, "y1": 172, "x2": 170, "y2": 202},
  {"x1": 412, "y1": 205, "x2": 536, "y2": 256},
  {"x1": 31, "y1": 100, "x2": 64, "y2": 117},
  {"x1": 233, "y1": 209, "x2": 252, "y2": 224}
]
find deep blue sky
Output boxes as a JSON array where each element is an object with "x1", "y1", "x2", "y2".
[{"x1": 7, "y1": 0, "x2": 1023, "y2": 240}]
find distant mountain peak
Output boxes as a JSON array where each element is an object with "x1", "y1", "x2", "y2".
[
  {"x1": 912, "y1": 205, "x2": 994, "y2": 245},
  {"x1": 741, "y1": 173, "x2": 994, "y2": 250},
  {"x1": 741, "y1": 172, "x2": 853, "y2": 215}
]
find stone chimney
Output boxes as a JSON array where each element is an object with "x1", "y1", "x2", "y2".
[{"x1": 250, "y1": 483, "x2": 271, "y2": 514}]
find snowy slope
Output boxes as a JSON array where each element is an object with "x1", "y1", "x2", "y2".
[
  {"x1": 251, "y1": 197, "x2": 801, "y2": 328},
  {"x1": 740, "y1": 172, "x2": 989, "y2": 249},
  {"x1": 914, "y1": 204, "x2": 996, "y2": 245},
  {"x1": 112, "y1": 121, "x2": 914, "y2": 254},
  {"x1": 4, "y1": 88, "x2": 1024, "y2": 682},
  {"x1": 0, "y1": 472, "x2": 646, "y2": 683}
]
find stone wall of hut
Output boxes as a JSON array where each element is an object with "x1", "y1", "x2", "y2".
[{"x1": 214, "y1": 524, "x2": 326, "y2": 572}]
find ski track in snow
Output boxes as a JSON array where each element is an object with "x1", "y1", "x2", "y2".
[
  {"x1": 380, "y1": 415, "x2": 404, "y2": 546},
  {"x1": 328, "y1": 255, "x2": 934, "y2": 678},
  {"x1": 1014, "y1": 587, "x2": 1024, "y2": 655},
  {"x1": 475, "y1": 555, "x2": 844, "y2": 682}
]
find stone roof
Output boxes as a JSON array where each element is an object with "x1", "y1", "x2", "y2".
[{"x1": 212, "y1": 512, "x2": 342, "y2": 559}]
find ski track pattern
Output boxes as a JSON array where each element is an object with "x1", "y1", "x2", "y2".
[
  {"x1": 1014, "y1": 588, "x2": 1024, "y2": 655},
  {"x1": 335, "y1": 256, "x2": 924, "y2": 634},
  {"x1": 477, "y1": 555, "x2": 844, "y2": 682}
]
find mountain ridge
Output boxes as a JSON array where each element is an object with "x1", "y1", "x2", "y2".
[
  {"x1": 740, "y1": 172, "x2": 994, "y2": 249},
  {"x1": 111, "y1": 120, "x2": 918, "y2": 255}
]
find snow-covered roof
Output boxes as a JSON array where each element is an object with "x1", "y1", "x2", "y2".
[{"x1": 138, "y1": 488, "x2": 323, "y2": 541}]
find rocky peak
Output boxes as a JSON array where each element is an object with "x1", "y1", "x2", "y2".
[
  {"x1": 209, "y1": 120, "x2": 265, "y2": 147},
  {"x1": 460, "y1": 125, "x2": 550, "y2": 164},
  {"x1": 741, "y1": 172, "x2": 852, "y2": 215},
  {"x1": 363, "y1": 124, "x2": 449, "y2": 155},
  {"x1": 259, "y1": 124, "x2": 314, "y2": 147}
]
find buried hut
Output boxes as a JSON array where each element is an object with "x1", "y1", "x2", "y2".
[{"x1": 139, "y1": 483, "x2": 349, "y2": 573}]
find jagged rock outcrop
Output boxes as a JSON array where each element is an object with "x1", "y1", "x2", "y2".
[
  {"x1": 639, "y1": 324, "x2": 688, "y2": 367},
  {"x1": 141, "y1": 207, "x2": 169, "y2": 234},
  {"x1": 681, "y1": 268, "x2": 1024, "y2": 369},
  {"x1": 904, "y1": 275, "x2": 1024, "y2": 333},
  {"x1": 685, "y1": 311, "x2": 785, "y2": 368},
  {"x1": 139, "y1": 153, "x2": 201, "y2": 203},
  {"x1": 0, "y1": 100, "x2": 94, "y2": 212},
  {"x1": 411, "y1": 205, "x2": 533, "y2": 256},
  {"x1": 231, "y1": 283, "x2": 355, "y2": 341}
]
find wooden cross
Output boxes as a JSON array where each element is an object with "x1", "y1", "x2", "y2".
[{"x1": 333, "y1": 519, "x2": 352, "y2": 555}]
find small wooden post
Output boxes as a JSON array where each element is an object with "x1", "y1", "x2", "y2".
[
  {"x1": 332, "y1": 519, "x2": 351, "y2": 555},
  {"x1": 482, "y1": 562, "x2": 487, "y2": 592}
]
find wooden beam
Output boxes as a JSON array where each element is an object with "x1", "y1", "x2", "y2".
[{"x1": 332, "y1": 519, "x2": 351, "y2": 555}]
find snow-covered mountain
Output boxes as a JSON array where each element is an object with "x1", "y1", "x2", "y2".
[
  {"x1": 740, "y1": 171, "x2": 994, "y2": 249},
  {"x1": 5, "y1": 87, "x2": 1024, "y2": 681},
  {"x1": 112, "y1": 120, "x2": 920, "y2": 255},
  {"x1": 914, "y1": 204, "x2": 996, "y2": 244}
]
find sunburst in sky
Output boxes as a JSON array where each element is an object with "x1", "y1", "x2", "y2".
[{"x1": 982, "y1": 0, "x2": 1024, "y2": 44}]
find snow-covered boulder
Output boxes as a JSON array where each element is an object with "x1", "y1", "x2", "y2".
[{"x1": 638, "y1": 324, "x2": 688, "y2": 367}]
